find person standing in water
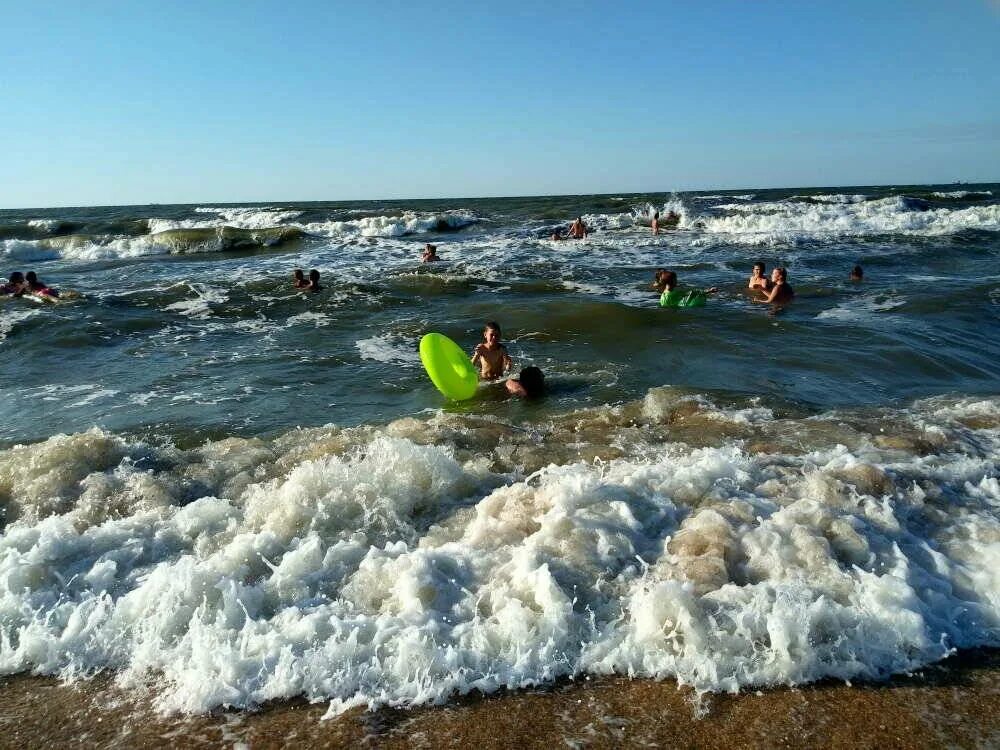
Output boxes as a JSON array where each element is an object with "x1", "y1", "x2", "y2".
[
  {"x1": 748, "y1": 262, "x2": 771, "y2": 291},
  {"x1": 651, "y1": 211, "x2": 660, "y2": 235},
  {"x1": 568, "y1": 217, "x2": 588, "y2": 239},
  {"x1": 471, "y1": 321, "x2": 513, "y2": 379}
]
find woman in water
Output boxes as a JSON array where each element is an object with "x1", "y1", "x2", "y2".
[{"x1": 471, "y1": 321, "x2": 513, "y2": 379}]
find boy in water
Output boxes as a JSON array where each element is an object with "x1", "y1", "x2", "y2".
[
  {"x1": 748, "y1": 262, "x2": 771, "y2": 291},
  {"x1": 421, "y1": 244, "x2": 441, "y2": 262},
  {"x1": 1, "y1": 272, "x2": 25, "y2": 296},
  {"x1": 471, "y1": 321, "x2": 512, "y2": 379},
  {"x1": 505, "y1": 365, "x2": 545, "y2": 398},
  {"x1": 756, "y1": 267, "x2": 794, "y2": 303},
  {"x1": 25, "y1": 271, "x2": 59, "y2": 298},
  {"x1": 292, "y1": 269, "x2": 308, "y2": 288}
]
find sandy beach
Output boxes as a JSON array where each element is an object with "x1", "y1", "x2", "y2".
[{"x1": 2, "y1": 649, "x2": 998, "y2": 749}]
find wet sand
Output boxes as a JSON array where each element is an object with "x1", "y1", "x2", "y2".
[{"x1": 1, "y1": 650, "x2": 999, "y2": 749}]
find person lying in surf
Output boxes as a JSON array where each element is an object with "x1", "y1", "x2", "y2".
[
  {"x1": 471, "y1": 321, "x2": 513, "y2": 380},
  {"x1": 292, "y1": 269, "x2": 309, "y2": 288},
  {"x1": 748, "y1": 262, "x2": 771, "y2": 291},
  {"x1": 0, "y1": 272, "x2": 25, "y2": 296},
  {"x1": 755, "y1": 267, "x2": 794, "y2": 303},
  {"x1": 658, "y1": 270, "x2": 718, "y2": 307},
  {"x1": 421, "y1": 243, "x2": 441, "y2": 262},
  {"x1": 505, "y1": 365, "x2": 545, "y2": 398},
  {"x1": 25, "y1": 271, "x2": 59, "y2": 298},
  {"x1": 304, "y1": 269, "x2": 322, "y2": 292}
]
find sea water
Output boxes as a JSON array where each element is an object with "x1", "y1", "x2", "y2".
[{"x1": 0, "y1": 185, "x2": 998, "y2": 714}]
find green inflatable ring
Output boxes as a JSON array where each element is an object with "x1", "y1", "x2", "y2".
[
  {"x1": 659, "y1": 288, "x2": 707, "y2": 308},
  {"x1": 420, "y1": 332, "x2": 479, "y2": 401}
]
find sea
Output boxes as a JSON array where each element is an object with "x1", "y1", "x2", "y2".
[{"x1": 0, "y1": 184, "x2": 998, "y2": 716}]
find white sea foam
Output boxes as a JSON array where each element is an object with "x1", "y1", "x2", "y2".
[
  {"x1": 355, "y1": 333, "x2": 418, "y2": 364},
  {"x1": 692, "y1": 194, "x2": 755, "y2": 201},
  {"x1": 149, "y1": 207, "x2": 303, "y2": 232},
  {"x1": 931, "y1": 190, "x2": 993, "y2": 199},
  {"x1": 164, "y1": 285, "x2": 229, "y2": 318},
  {"x1": 0, "y1": 396, "x2": 997, "y2": 715},
  {"x1": 299, "y1": 210, "x2": 480, "y2": 238},
  {"x1": 788, "y1": 194, "x2": 870, "y2": 204},
  {"x1": 0, "y1": 306, "x2": 41, "y2": 342}
]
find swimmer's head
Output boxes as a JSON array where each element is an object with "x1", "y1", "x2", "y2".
[
  {"x1": 309, "y1": 269, "x2": 320, "y2": 283},
  {"x1": 661, "y1": 270, "x2": 678, "y2": 290},
  {"x1": 9, "y1": 272, "x2": 23, "y2": 284},
  {"x1": 517, "y1": 366, "x2": 545, "y2": 398},
  {"x1": 752, "y1": 262, "x2": 765, "y2": 275},
  {"x1": 851, "y1": 265, "x2": 863, "y2": 280},
  {"x1": 483, "y1": 321, "x2": 501, "y2": 344},
  {"x1": 772, "y1": 267, "x2": 787, "y2": 282},
  {"x1": 25, "y1": 271, "x2": 37, "y2": 283},
  {"x1": 293, "y1": 269, "x2": 304, "y2": 281}
]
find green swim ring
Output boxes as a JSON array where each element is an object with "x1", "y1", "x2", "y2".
[
  {"x1": 659, "y1": 288, "x2": 707, "y2": 308},
  {"x1": 420, "y1": 332, "x2": 479, "y2": 401}
]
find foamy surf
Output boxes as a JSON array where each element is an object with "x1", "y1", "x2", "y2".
[{"x1": 0, "y1": 393, "x2": 998, "y2": 715}]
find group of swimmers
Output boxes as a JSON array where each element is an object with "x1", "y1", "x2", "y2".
[
  {"x1": 1, "y1": 271, "x2": 59, "y2": 298},
  {"x1": 291, "y1": 268, "x2": 323, "y2": 292},
  {"x1": 653, "y1": 262, "x2": 864, "y2": 307}
]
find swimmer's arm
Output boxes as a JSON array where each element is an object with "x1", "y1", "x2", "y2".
[
  {"x1": 756, "y1": 285, "x2": 780, "y2": 303},
  {"x1": 471, "y1": 345, "x2": 484, "y2": 365},
  {"x1": 501, "y1": 347, "x2": 513, "y2": 373}
]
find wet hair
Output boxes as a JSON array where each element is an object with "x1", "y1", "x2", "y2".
[
  {"x1": 308, "y1": 269, "x2": 320, "y2": 282},
  {"x1": 775, "y1": 267, "x2": 787, "y2": 281},
  {"x1": 425, "y1": 243, "x2": 437, "y2": 252},
  {"x1": 9, "y1": 272, "x2": 24, "y2": 283},
  {"x1": 653, "y1": 211, "x2": 659, "y2": 220},
  {"x1": 483, "y1": 321, "x2": 501, "y2": 339},
  {"x1": 851, "y1": 264, "x2": 863, "y2": 279},
  {"x1": 26, "y1": 271, "x2": 37, "y2": 283},
  {"x1": 753, "y1": 261, "x2": 765, "y2": 273},
  {"x1": 517, "y1": 366, "x2": 545, "y2": 398},
  {"x1": 662, "y1": 270, "x2": 678, "y2": 290},
  {"x1": 293, "y1": 269, "x2": 304, "y2": 280}
]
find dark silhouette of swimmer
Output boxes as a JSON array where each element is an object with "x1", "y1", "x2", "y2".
[
  {"x1": 850, "y1": 265, "x2": 864, "y2": 282},
  {"x1": 25, "y1": 271, "x2": 58, "y2": 298},
  {"x1": 506, "y1": 366, "x2": 545, "y2": 398},
  {"x1": 305, "y1": 269, "x2": 322, "y2": 292},
  {"x1": 756, "y1": 267, "x2": 794, "y2": 303},
  {"x1": 421, "y1": 243, "x2": 441, "y2": 262},
  {"x1": 0, "y1": 272, "x2": 25, "y2": 296},
  {"x1": 292, "y1": 269, "x2": 308, "y2": 288}
]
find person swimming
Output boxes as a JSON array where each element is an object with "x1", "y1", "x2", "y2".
[
  {"x1": 755, "y1": 267, "x2": 794, "y2": 303},
  {"x1": 471, "y1": 321, "x2": 512, "y2": 380},
  {"x1": 25, "y1": 271, "x2": 58, "y2": 298},
  {"x1": 421, "y1": 243, "x2": 441, "y2": 262},
  {"x1": 0, "y1": 272, "x2": 25, "y2": 296},
  {"x1": 850, "y1": 264, "x2": 864, "y2": 281},
  {"x1": 305, "y1": 269, "x2": 322, "y2": 292},
  {"x1": 658, "y1": 270, "x2": 718, "y2": 307},
  {"x1": 567, "y1": 217, "x2": 588, "y2": 239},
  {"x1": 748, "y1": 262, "x2": 771, "y2": 291},
  {"x1": 550, "y1": 230, "x2": 564, "y2": 241},
  {"x1": 292, "y1": 269, "x2": 309, "y2": 289},
  {"x1": 505, "y1": 365, "x2": 545, "y2": 398}
]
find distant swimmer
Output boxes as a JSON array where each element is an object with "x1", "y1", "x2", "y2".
[
  {"x1": 505, "y1": 365, "x2": 545, "y2": 398},
  {"x1": 658, "y1": 270, "x2": 718, "y2": 307},
  {"x1": 292, "y1": 269, "x2": 309, "y2": 289},
  {"x1": 1, "y1": 272, "x2": 25, "y2": 296},
  {"x1": 850, "y1": 264, "x2": 864, "y2": 282},
  {"x1": 755, "y1": 267, "x2": 794, "y2": 303},
  {"x1": 421, "y1": 243, "x2": 441, "y2": 262},
  {"x1": 305, "y1": 269, "x2": 322, "y2": 292},
  {"x1": 25, "y1": 271, "x2": 59, "y2": 298},
  {"x1": 651, "y1": 211, "x2": 660, "y2": 235},
  {"x1": 471, "y1": 320, "x2": 512, "y2": 380},
  {"x1": 747, "y1": 262, "x2": 771, "y2": 291},
  {"x1": 568, "y1": 217, "x2": 588, "y2": 239}
]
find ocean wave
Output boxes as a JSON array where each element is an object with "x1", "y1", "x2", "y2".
[
  {"x1": 692, "y1": 194, "x2": 755, "y2": 201},
  {"x1": 298, "y1": 210, "x2": 481, "y2": 238},
  {"x1": 931, "y1": 190, "x2": 993, "y2": 200},
  {"x1": 0, "y1": 393, "x2": 998, "y2": 714},
  {"x1": 787, "y1": 194, "x2": 870, "y2": 204},
  {"x1": 149, "y1": 207, "x2": 303, "y2": 233},
  {"x1": 0, "y1": 227, "x2": 304, "y2": 261}
]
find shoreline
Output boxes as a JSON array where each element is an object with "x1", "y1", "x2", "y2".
[{"x1": 2, "y1": 650, "x2": 999, "y2": 748}]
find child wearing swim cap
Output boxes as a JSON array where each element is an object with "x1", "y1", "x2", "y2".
[{"x1": 471, "y1": 321, "x2": 512, "y2": 380}]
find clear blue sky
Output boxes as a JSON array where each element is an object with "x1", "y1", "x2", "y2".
[{"x1": 2, "y1": 0, "x2": 998, "y2": 207}]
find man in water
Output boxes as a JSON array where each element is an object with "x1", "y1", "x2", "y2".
[
  {"x1": 421, "y1": 244, "x2": 441, "y2": 262},
  {"x1": 850, "y1": 265, "x2": 864, "y2": 281},
  {"x1": 567, "y1": 217, "x2": 588, "y2": 239},
  {"x1": 25, "y1": 271, "x2": 59, "y2": 298},
  {"x1": 505, "y1": 366, "x2": 545, "y2": 398}
]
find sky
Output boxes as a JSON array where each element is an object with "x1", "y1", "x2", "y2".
[{"x1": 1, "y1": 0, "x2": 999, "y2": 207}]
